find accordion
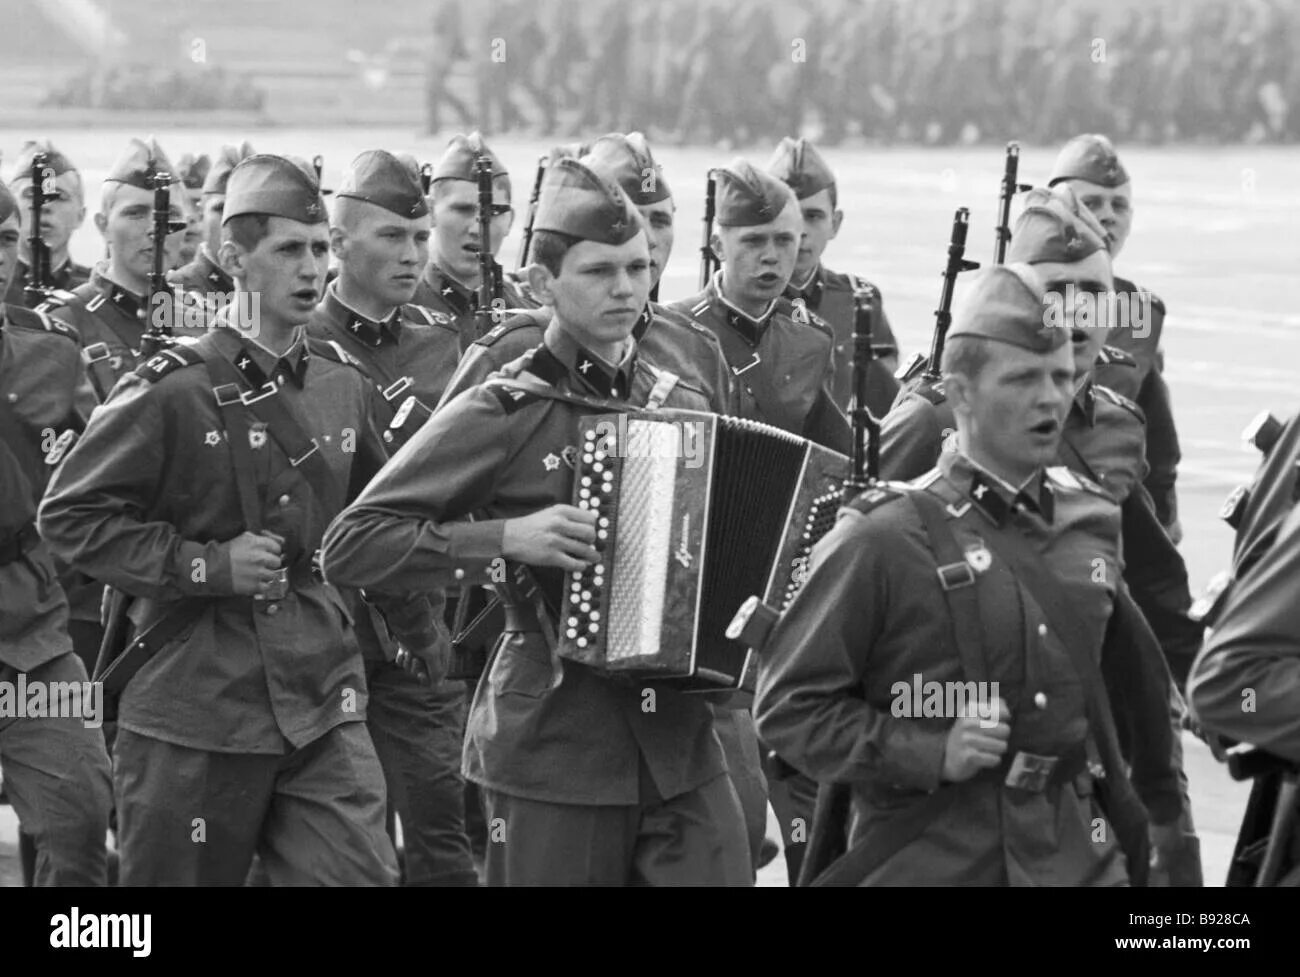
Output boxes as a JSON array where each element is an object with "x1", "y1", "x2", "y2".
[{"x1": 558, "y1": 408, "x2": 847, "y2": 691}]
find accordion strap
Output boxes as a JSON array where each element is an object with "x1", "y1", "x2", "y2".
[{"x1": 487, "y1": 368, "x2": 680, "y2": 415}]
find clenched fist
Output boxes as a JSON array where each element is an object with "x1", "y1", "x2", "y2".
[{"x1": 941, "y1": 697, "x2": 1011, "y2": 783}]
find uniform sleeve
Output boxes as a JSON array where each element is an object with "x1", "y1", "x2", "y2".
[
  {"x1": 1138, "y1": 365, "x2": 1180, "y2": 529},
  {"x1": 434, "y1": 344, "x2": 501, "y2": 411},
  {"x1": 1188, "y1": 500, "x2": 1300, "y2": 763},
  {"x1": 321, "y1": 388, "x2": 518, "y2": 593},
  {"x1": 36, "y1": 376, "x2": 236, "y2": 599},
  {"x1": 879, "y1": 392, "x2": 946, "y2": 481},
  {"x1": 755, "y1": 506, "x2": 949, "y2": 790}
]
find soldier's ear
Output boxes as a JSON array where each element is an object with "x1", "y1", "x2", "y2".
[
  {"x1": 710, "y1": 231, "x2": 724, "y2": 263},
  {"x1": 527, "y1": 262, "x2": 557, "y2": 307},
  {"x1": 831, "y1": 209, "x2": 844, "y2": 239},
  {"x1": 945, "y1": 370, "x2": 973, "y2": 417},
  {"x1": 329, "y1": 224, "x2": 347, "y2": 260},
  {"x1": 93, "y1": 212, "x2": 108, "y2": 238},
  {"x1": 218, "y1": 239, "x2": 244, "y2": 280}
]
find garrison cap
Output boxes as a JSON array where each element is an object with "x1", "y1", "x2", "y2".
[
  {"x1": 337, "y1": 149, "x2": 429, "y2": 219},
  {"x1": 432, "y1": 131, "x2": 511, "y2": 194},
  {"x1": 548, "y1": 141, "x2": 590, "y2": 163},
  {"x1": 948, "y1": 264, "x2": 1066, "y2": 354},
  {"x1": 1007, "y1": 185, "x2": 1108, "y2": 265},
  {"x1": 582, "y1": 132, "x2": 670, "y2": 205},
  {"x1": 10, "y1": 140, "x2": 77, "y2": 182},
  {"x1": 766, "y1": 137, "x2": 835, "y2": 200},
  {"x1": 533, "y1": 157, "x2": 642, "y2": 246},
  {"x1": 0, "y1": 180, "x2": 18, "y2": 225},
  {"x1": 1047, "y1": 134, "x2": 1130, "y2": 188},
  {"x1": 174, "y1": 153, "x2": 211, "y2": 195},
  {"x1": 104, "y1": 137, "x2": 180, "y2": 190},
  {"x1": 202, "y1": 141, "x2": 256, "y2": 196},
  {"x1": 222, "y1": 154, "x2": 327, "y2": 225},
  {"x1": 712, "y1": 159, "x2": 798, "y2": 227}
]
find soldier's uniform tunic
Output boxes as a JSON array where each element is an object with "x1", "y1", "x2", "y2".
[
  {"x1": 0, "y1": 305, "x2": 113, "y2": 885},
  {"x1": 670, "y1": 273, "x2": 851, "y2": 454},
  {"x1": 169, "y1": 246, "x2": 235, "y2": 303},
  {"x1": 322, "y1": 327, "x2": 751, "y2": 885},
  {"x1": 412, "y1": 260, "x2": 530, "y2": 354},
  {"x1": 756, "y1": 453, "x2": 1142, "y2": 884},
  {"x1": 307, "y1": 280, "x2": 474, "y2": 884},
  {"x1": 3, "y1": 256, "x2": 91, "y2": 309}
]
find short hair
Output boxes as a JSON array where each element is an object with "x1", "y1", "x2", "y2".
[
  {"x1": 530, "y1": 229, "x2": 580, "y2": 277},
  {"x1": 940, "y1": 335, "x2": 994, "y2": 382},
  {"x1": 827, "y1": 183, "x2": 838, "y2": 211},
  {"x1": 223, "y1": 213, "x2": 273, "y2": 251},
  {"x1": 432, "y1": 174, "x2": 512, "y2": 206}
]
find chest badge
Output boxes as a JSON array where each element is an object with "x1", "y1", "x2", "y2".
[
  {"x1": 964, "y1": 542, "x2": 992, "y2": 574},
  {"x1": 204, "y1": 430, "x2": 223, "y2": 447},
  {"x1": 248, "y1": 424, "x2": 268, "y2": 450},
  {"x1": 543, "y1": 452, "x2": 561, "y2": 472}
]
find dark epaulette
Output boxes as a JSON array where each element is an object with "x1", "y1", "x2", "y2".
[
  {"x1": 1045, "y1": 465, "x2": 1112, "y2": 500},
  {"x1": 1094, "y1": 382, "x2": 1145, "y2": 421},
  {"x1": 5, "y1": 304, "x2": 79, "y2": 344},
  {"x1": 843, "y1": 482, "x2": 906, "y2": 516},
  {"x1": 473, "y1": 311, "x2": 547, "y2": 348},
  {"x1": 906, "y1": 377, "x2": 947, "y2": 407},
  {"x1": 134, "y1": 344, "x2": 205, "y2": 382},
  {"x1": 401, "y1": 302, "x2": 457, "y2": 332},
  {"x1": 482, "y1": 376, "x2": 545, "y2": 414},
  {"x1": 306, "y1": 337, "x2": 368, "y2": 373},
  {"x1": 1097, "y1": 344, "x2": 1136, "y2": 368}
]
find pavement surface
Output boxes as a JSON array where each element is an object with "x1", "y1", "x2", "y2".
[{"x1": 1, "y1": 129, "x2": 1291, "y2": 886}]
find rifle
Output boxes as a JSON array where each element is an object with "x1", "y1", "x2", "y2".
[
  {"x1": 139, "y1": 161, "x2": 187, "y2": 360},
  {"x1": 923, "y1": 207, "x2": 979, "y2": 382},
  {"x1": 23, "y1": 151, "x2": 54, "y2": 307},
  {"x1": 700, "y1": 172, "x2": 718, "y2": 289},
  {"x1": 844, "y1": 283, "x2": 880, "y2": 501},
  {"x1": 993, "y1": 141, "x2": 1030, "y2": 265},
  {"x1": 516, "y1": 155, "x2": 546, "y2": 269},
  {"x1": 475, "y1": 154, "x2": 503, "y2": 338}
]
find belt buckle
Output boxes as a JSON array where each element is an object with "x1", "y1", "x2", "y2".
[
  {"x1": 382, "y1": 376, "x2": 413, "y2": 403},
  {"x1": 255, "y1": 567, "x2": 290, "y2": 602},
  {"x1": 1004, "y1": 751, "x2": 1059, "y2": 792}
]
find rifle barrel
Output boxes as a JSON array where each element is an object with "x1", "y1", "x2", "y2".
[
  {"x1": 25, "y1": 152, "x2": 50, "y2": 305},
  {"x1": 925, "y1": 207, "x2": 977, "y2": 381},
  {"x1": 700, "y1": 173, "x2": 717, "y2": 290},
  {"x1": 517, "y1": 155, "x2": 546, "y2": 270}
]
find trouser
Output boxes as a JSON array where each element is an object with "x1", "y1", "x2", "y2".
[
  {"x1": 480, "y1": 770, "x2": 751, "y2": 886},
  {"x1": 365, "y1": 660, "x2": 476, "y2": 884},
  {"x1": 768, "y1": 768, "x2": 820, "y2": 886},
  {"x1": 113, "y1": 721, "x2": 398, "y2": 885},
  {"x1": 711, "y1": 705, "x2": 768, "y2": 879},
  {"x1": 0, "y1": 652, "x2": 112, "y2": 885}
]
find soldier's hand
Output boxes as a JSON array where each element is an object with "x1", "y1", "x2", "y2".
[
  {"x1": 395, "y1": 637, "x2": 450, "y2": 686},
  {"x1": 228, "y1": 531, "x2": 285, "y2": 596},
  {"x1": 941, "y1": 697, "x2": 1011, "y2": 783},
  {"x1": 502, "y1": 505, "x2": 600, "y2": 571},
  {"x1": 1166, "y1": 517, "x2": 1184, "y2": 546}
]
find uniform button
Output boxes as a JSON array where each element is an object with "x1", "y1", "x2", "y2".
[
  {"x1": 5, "y1": 392, "x2": 15, "y2": 403},
  {"x1": 276, "y1": 375, "x2": 286, "y2": 386},
  {"x1": 453, "y1": 568, "x2": 466, "y2": 581},
  {"x1": 265, "y1": 603, "x2": 279, "y2": 615},
  {"x1": 278, "y1": 494, "x2": 291, "y2": 506},
  {"x1": 1034, "y1": 692, "x2": 1048, "y2": 709},
  {"x1": 1037, "y1": 623, "x2": 1048, "y2": 638}
]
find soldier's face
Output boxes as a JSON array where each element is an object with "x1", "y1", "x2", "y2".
[
  {"x1": 950, "y1": 342, "x2": 1075, "y2": 481},
  {"x1": 430, "y1": 179, "x2": 514, "y2": 282},
  {"x1": 94, "y1": 183, "x2": 185, "y2": 289},
  {"x1": 0, "y1": 213, "x2": 21, "y2": 297},
  {"x1": 531, "y1": 232, "x2": 651, "y2": 353},
  {"x1": 227, "y1": 217, "x2": 331, "y2": 329},
  {"x1": 13, "y1": 170, "x2": 85, "y2": 256},
  {"x1": 638, "y1": 198, "x2": 675, "y2": 288},
  {"x1": 1066, "y1": 179, "x2": 1133, "y2": 258},
  {"x1": 794, "y1": 189, "x2": 842, "y2": 283},
  {"x1": 332, "y1": 202, "x2": 431, "y2": 310},
  {"x1": 202, "y1": 194, "x2": 226, "y2": 257},
  {"x1": 715, "y1": 202, "x2": 802, "y2": 309},
  {"x1": 1036, "y1": 251, "x2": 1114, "y2": 381}
]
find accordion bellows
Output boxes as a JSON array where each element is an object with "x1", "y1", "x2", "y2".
[{"x1": 559, "y1": 408, "x2": 848, "y2": 690}]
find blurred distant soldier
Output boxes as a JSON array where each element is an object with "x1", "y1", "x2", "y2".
[
  {"x1": 656, "y1": 0, "x2": 701, "y2": 133},
  {"x1": 173, "y1": 152, "x2": 210, "y2": 269},
  {"x1": 425, "y1": 0, "x2": 473, "y2": 135},
  {"x1": 3, "y1": 140, "x2": 90, "y2": 309},
  {"x1": 171, "y1": 142, "x2": 256, "y2": 307},
  {"x1": 469, "y1": 0, "x2": 527, "y2": 133},
  {"x1": 672, "y1": 4, "x2": 735, "y2": 145},
  {"x1": 535, "y1": 0, "x2": 585, "y2": 134},
  {"x1": 575, "y1": 0, "x2": 631, "y2": 133},
  {"x1": 731, "y1": 0, "x2": 783, "y2": 144}
]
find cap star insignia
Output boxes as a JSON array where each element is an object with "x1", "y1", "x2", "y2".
[
  {"x1": 305, "y1": 202, "x2": 321, "y2": 219},
  {"x1": 543, "y1": 452, "x2": 561, "y2": 471},
  {"x1": 204, "y1": 430, "x2": 222, "y2": 447}
]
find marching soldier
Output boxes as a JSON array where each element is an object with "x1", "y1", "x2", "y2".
[
  {"x1": 442, "y1": 133, "x2": 734, "y2": 415},
  {"x1": 0, "y1": 177, "x2": 113, "y2": 886},
  {"x1": 767, "y1": 136, "x2": 901, "y2": 417},
  {"x1": 322, "y1": 158, "x2": 751, "y2": 886},
  {"x1": 413, "y1": 132, "x2": 527, "y2": 352},
  {"x1": 756, "y1": 264, "x2": 1184, "y2": 885},
  {"x1": 38, "y1": 154, "x2": 420, "y2": 885},
  {"x1": 670, "y1": 160, "x2": 850, "y2": 454},
  {"x1": 49, "y1": 137, "x2": 188, "y2": 403},
  {"x1": 173, "y1": 152, "x2": 210, "y2": 270},
  {"x1": 3, "y1": 140, "x2": 91, "y2": 309},
  {"x1": 1047, "y1": 133, "x2": 1184, "y2": 541},
  {"x1": 307, "y1": 149, "x2": 474, "y2": 884},
  {"x1": 170, "y1": 142, "x2": 256, "y2": 305}
]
